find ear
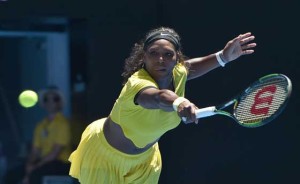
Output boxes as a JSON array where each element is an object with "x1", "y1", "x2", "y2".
[{"x1": 139, "y1": 57, "x2": 145, "y2": 68}]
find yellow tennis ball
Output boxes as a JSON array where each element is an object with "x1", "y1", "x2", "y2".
[{"x1": 18, "y1": 90, "x2": 38, "y2": 108}]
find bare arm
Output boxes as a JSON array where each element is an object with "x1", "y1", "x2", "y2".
[
  {"x1": 23, "y1": 144, "x2": 63, "y2": 184},
  {"x1": 186, "y1": 32, "x2": 256, "y2": 80},
  {"x1": 26, "y1": 146, "x2": 41, "y2": 167},
  {"x1": 25, "y1": 144, "x2": 63, "y2": 177},
  {"x1": 136, "y1": 88, "x2": 198, "y2": 123},
  {"x1": 136, "y1": 88, "x2": 178, "y2": 111},
  {"x1": 34, "y1": 144, "x2": 63, "y2": 168},
  {"x1": 185, "y1": 54, "x2": 220, "y2": 80},
  {"x1": 23, "y1": 146, "x2": 41, "y2": 181}
]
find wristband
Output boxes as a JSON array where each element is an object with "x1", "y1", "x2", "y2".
[
  {"x1": 216, "y1": 50, "x2": 226, "y2": 67},
  {"x1": 172, "y1": 97, "x2": 188, "y2": 111}
]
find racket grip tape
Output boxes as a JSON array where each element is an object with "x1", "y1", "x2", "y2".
[{"x1": 182, "y1": 106, "x2": 217, "y2": 122}]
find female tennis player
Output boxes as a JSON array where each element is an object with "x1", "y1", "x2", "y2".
[{"x1": 69, "y1": 27, "x2": 256, "y2": 183}]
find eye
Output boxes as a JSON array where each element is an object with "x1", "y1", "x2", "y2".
[
  {"x1": 149, "y1": 50, "x2": 158, "y2": 56},
  {"x1": 164, "y1": 52, "x2": 174, "y2": 58}
]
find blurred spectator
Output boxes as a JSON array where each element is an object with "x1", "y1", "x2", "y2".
[{"x1": 4, "y1": 86, "x2": 72, "y2": 184}]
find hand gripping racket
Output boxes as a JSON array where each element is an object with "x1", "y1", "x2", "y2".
[{"x1": 183, "y1": 73, "x2": 292, "y2": 128}]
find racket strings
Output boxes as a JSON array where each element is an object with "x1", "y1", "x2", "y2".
[
  {"x1": 235, "y1": 77, "x2": 289, "y2": 124},
  {"x1": 245, "y1": 78, "x2": 286, "y2": 92}
]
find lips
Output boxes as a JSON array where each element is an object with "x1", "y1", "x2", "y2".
[{"x1": 155, "y1": 68, "x2": 167, "y2": 71}]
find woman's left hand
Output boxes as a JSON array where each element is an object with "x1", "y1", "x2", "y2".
[{"x1": 222, "y1": 32, "x2": 256, "y2": 63}]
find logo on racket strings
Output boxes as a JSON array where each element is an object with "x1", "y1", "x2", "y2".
[{"x1": 250, "y1": 85, "x2": 277, "y2": 115}]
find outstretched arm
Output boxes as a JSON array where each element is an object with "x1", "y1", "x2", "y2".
[
  {"x1": 136, "y1": 88, "x2": 199, "y2": 124},
  {"x1": 186, "y1": 32, "x2": 256, "y2": 80}
]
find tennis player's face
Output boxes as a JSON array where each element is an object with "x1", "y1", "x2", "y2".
[{"x1": 144, "y1": 39, "x2": 178, "y2": 81}]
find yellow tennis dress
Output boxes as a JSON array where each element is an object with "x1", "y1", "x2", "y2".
[{"x1": 69, "y1": 63, "x2": 188, "y2": 183}]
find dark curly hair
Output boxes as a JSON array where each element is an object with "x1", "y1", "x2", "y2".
[{"x1": 121, "y1": 27, "x2": 189, "y2": 85}]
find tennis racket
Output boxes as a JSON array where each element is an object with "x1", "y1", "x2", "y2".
[{"x1": 183, "y1": 73, "x2": 292, "y2": 128}]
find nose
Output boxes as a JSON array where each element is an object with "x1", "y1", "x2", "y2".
[{"x1": 158, "y1": 55, "x2": 164, "y2": 64}]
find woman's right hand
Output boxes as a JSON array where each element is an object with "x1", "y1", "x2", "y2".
[{"x1": 176, "y1": 100, "x2": 199, "y2": 124}]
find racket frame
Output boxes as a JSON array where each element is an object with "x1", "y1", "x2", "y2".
[
  {"x1": 231, "y1": 73, "x2": 292, "y2": 128},
  {"x1": 185, "y1": 73, "x2": 292, "y2": 128}
]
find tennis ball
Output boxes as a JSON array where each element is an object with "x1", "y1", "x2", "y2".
[{"x1": 18, "y1": 90, "x2": 38, "y2": 108}]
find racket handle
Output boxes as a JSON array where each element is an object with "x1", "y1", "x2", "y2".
[{"x1": 182, "y1": 106, "x2": 217, "y2": 122}]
